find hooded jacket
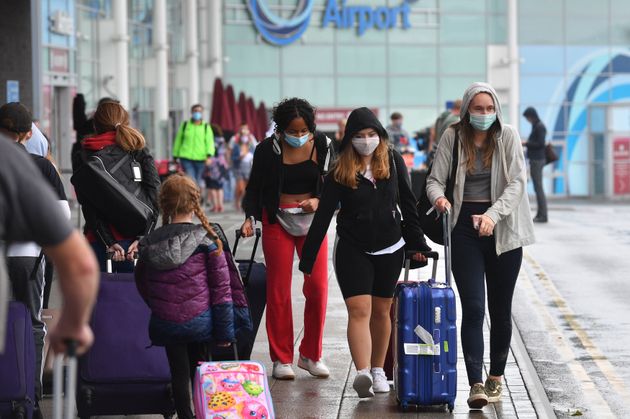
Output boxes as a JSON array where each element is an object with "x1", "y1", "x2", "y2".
[
  {"x1": 426, "y1": 82, "x2": 535, "y2": 255},
  {"x1": 299, "y1": 107, "x2": 429, "y2": 274},
  {"x1": 523, "y1": 107, "x2": 547, "y2": 161},
  {"x1": 135, "y1": 223, "x2": 251, "y2": 345}
]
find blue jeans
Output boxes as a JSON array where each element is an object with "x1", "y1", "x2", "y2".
[
  {"x1": 180, "y1": 158, "x2": 206, "y2": 189},
  {"x1": 451, "y1": 202, "x2": 522, "y2": 385}
]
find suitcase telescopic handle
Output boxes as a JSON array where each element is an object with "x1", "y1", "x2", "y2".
[
  {"x1": 233, "y1": 227, "x2": 261, "y2": 283},
  {"x1": 53, "y1": 340, "x2": 78, "y2": 419},
  {"x1": 403, "y1": 251, "x2": 439, "y2": 283}
]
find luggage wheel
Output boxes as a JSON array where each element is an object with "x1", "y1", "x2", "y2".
[{"x1": 447, "y1": 403, "x2": 454, "y2": 412}]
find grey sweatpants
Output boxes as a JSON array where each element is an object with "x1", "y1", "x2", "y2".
[{"x1": 8, "y1": 256, "x2": 45, "y2": 401}]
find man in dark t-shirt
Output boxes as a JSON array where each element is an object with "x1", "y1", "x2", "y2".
[{"x1": 0, "y1": 102, "x2": 99, "y2": 418}]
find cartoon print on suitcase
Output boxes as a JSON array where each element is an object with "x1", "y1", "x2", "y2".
[{"x1": 194, "y1": 361, "x2": 274, "y2": 419}]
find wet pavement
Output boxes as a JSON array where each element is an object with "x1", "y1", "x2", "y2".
[
  {"x1": 512, "y1": 200, "x2": 630, "y2": 418},
  {"x1": 40, "y1": 203, "x2": 549, "y2": 418}
]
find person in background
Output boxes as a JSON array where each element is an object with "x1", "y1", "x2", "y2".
[
  {"x1": 522, "y1": 107, "x2": 548, "y2": 223},
  {"x1": 241, "y1": 98, "x2": 334, "y2": 380},
  {"x1": 74, "y1": 102, "x2": 160, "y2": 272},
  {"x1": 172, "y1": 104, "x2": 215, "y2": 190},
  {"x1": 299, "y1": 107, "x2": 429, "y2": 398},
  {"x1": 72, "y1": 95, "x2": 120, "y2": 172},
  {"x1": 0, "y1": 102, "x2": 97, "y2": 419},
  {"x1": 333, "y1": 118, "x2": 347, "y2": 154},
  {"x1": 426, "y1": 82, "x2": 535, "y2": 409},
  {"x1": 385, "y1": 112, "x2": 411, "y2": 152},
  {"x1": 205, "y1": 124, "x2": 228, "y2": 212},
  {"x1": 434, "y1": 99, "x2": 462, "y2": 149},
  {"x1": 230, "y1": 123, "x2": 257, "y2": 211}
]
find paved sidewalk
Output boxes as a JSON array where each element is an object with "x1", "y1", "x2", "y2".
[{"x1": 41, "y1": 206, "x2": 547, "y2": 418}]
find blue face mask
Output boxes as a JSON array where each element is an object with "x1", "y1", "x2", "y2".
[
  {"x1": 469, "y1": 113, "x2": 497, "y2": 131},
  {"x1": 284, "y1": 132, "x2": 310, "y2": 148},
  {"x1": 192, "y1": 111, "x2": 203, "y2": 121}
]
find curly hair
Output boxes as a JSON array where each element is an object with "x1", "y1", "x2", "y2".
[
  {"x1": 159, "y1": 173, "x2": 223, "y2": 254},
  {"x1": 272, "y1": 97, "x2": 316, "y2": 134}
]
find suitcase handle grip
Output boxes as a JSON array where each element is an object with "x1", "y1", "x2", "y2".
[
  {"x1": 405, "y1": 250, "x2": 439, "y2": 260},
  {"x1": 233, "y1": 228, "x2": 261, "y2": 284},
  {"x1": 403, "y1": 251, "x2": 439, "y2": 283}
]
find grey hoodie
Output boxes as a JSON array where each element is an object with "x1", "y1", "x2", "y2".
[
  {"x1": 426, "y1": 82, "x2": 535, "y2": 255},
  {"x1": 138, "y1": 223, "x2": 215, "y2": 270}
]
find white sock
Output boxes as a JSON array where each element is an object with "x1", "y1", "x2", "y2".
[
  {"x1": 371, "y1": 367, "x2": 385, "y2": 375},
  {"x1": 357, "y1": 367, "x2": 371, "y2": 375}
]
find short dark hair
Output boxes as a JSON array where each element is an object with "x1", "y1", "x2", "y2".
[
  {"x1": 272, "y1": 97, "x2": 316, "y2": 134},
  {"x1": 0, "y1": 102, "x2": 32, "y2": 134},
  {"x1": 390, "y1": 112, "x2": 402, "y2": 120},
  {"x1": 191, "y1": 104, "x2": 204, "y2": 112}
]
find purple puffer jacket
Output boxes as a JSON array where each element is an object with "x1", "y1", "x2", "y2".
[{"x1": 135, "y1": 223, "x2": 251, "y2": 345}]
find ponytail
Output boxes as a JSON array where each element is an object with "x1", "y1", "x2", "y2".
[{"x1": 116, "y1": 124, "x2": 145, "y2": 152}]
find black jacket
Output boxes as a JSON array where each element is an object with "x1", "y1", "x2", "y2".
[
  {"x1": 75, "y1": 145, "x2": 160, "y2": 247},
  {"x1": 299, "y1": 150, "x2": 429, "y2": 274},
  {"x1": 526, "y1": 120, "x2": 546, "y2": 161},
  {"x1": 242, "y1": 132, "x2": 335, "y2": 224}
]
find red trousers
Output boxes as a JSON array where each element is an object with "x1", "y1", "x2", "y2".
[{"x1": 262, "y1": 208, "x2": 329, "y2": 364}]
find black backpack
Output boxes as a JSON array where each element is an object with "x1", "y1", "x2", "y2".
[{"x1": 71, "y1": 146, "x2": 156, "y2": 237}]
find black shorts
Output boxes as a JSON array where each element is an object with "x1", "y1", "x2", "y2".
[
  {"x1": 334, "y1": 238, "x2": 404, "y2": 299},
  {"x1": 205, "y1": 178, "x2": 224, "y2": 190}
]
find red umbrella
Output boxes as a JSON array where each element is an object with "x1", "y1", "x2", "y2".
[
  {"x1": 210, "y1": 78, "x2": 224, "y2": 127},
  {"x1": 225, "y1": 85, "x2": 240, "y2": 134},
  {"x1": 246, "y1": 97, "x2": 258, "y2": 139},
  {"x1": 238, "y1": 92, "x2": 249, "y2": 129},
  {"x1": 257, "y1": 102, "x2": 269, "y2": 139}
]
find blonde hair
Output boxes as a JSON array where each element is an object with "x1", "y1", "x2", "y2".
[
  {"x1": 93, "y1": 101, "x2": 146, "y2": 152},
  {"x1": 159, "y1": 174, "x2": 223, "y2": 254},
  {"x1": 332, "y1": 139, "x2": 390, "y2": 189}
]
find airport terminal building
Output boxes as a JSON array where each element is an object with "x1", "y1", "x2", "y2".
[{"x1": 1, "y1": 0, "x2": 630, "y2": 198}]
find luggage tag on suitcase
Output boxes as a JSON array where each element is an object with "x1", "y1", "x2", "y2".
[
  {"x1": 404, "y1": 325, "x2": 441, "y2": 356},
  {"x1": 131, "y1": 160, "x2": 142, "y2": 182}
]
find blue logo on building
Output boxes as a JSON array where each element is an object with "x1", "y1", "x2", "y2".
[
  {"x1": 248, "y1": 0, "x2": 416, "y2": 46},
  {"x1": 247, "y1": 0, "x2": 315, "y2": 46}
]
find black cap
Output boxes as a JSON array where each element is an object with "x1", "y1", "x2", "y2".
[
  {"x1": 339, "y1": 107, "x2": 388, "y2": 152},
  {"x1": 0, "y1": 102, "x2": 33, "y2": 133}
]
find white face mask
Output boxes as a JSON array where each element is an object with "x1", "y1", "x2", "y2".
[{"x1": 351, "y1": 135, "x2": 380, "y2": 156}]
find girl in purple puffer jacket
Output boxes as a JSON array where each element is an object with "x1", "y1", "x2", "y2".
[{"x1": 135, "y1": 173, "x2": 250, "y2": 419}]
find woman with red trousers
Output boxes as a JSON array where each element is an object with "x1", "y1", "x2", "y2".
[{"x1": 240, "y1": 98, "x2": 335, "y2": 380}]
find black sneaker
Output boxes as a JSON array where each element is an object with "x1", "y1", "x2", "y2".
[{"x1": 533, "y1": 216, "x2": 548, "y2": 223}]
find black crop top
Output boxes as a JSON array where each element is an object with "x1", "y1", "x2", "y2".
[{"x1": 282, "y1": 143, "x2": 319, "y2": 194}]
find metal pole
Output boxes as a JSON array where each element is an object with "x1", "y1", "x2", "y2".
[
  {"x1": 113, "y1": 0, "x2": 129, "y2": 107},
  {"x1": 185, "y1": 0, "x2": 200, "y2": 104},
  {"x1": 154, "y1": 0, "x2": 169, "y2": 159},
  {"x1": 209, "y1": 0, "x2": 224, "y2": 80},
  {"x1": 507, "y1": 0, "x2": 520, "y2": 126}
]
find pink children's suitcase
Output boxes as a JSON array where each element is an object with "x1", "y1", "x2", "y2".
[{"x1": 193, "y1": 361, "x2": 275, "y2": 419}]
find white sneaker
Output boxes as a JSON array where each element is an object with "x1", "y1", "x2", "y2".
[
  {"x1": 272, "y1": 361, "x2": 295, "y2": 380},
  {"x1": 371, "y1": 368, "x2": 390, "y2": 393},
  {"x1": 297, "y1": 355, "x2": 330, "y2": 378},
  {"x1": 353, "y1": 370, "x2": 375, "y2": 398}
]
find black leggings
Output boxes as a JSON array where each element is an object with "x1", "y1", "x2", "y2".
[
  {"x1": 164, "y1": 342, "x2": 209, "y2": 419},
  {"x1": 334, "y1": 238, "x2": 404, "y2": 299},
  {"x1": 451, "y1": 202, "x2": 523, "y2": 385}
]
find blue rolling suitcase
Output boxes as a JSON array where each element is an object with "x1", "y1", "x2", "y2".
[{"x1": 393, "y1": 212, "x2": 457, "y2": 412}]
